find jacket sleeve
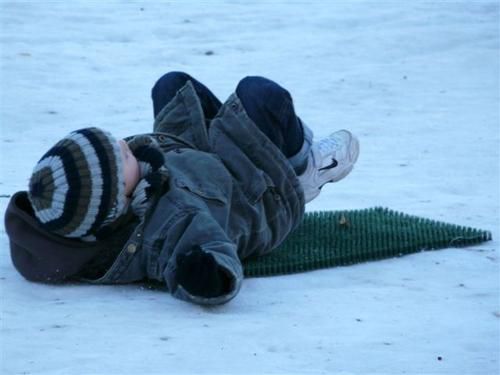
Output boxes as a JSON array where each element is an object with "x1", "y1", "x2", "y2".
[{"x1": 160, "y1": 208, "x2": 243, "y2": 305}]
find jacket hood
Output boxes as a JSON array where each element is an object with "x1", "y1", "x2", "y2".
[{"x1": 4, "y1": 191, "x2": 105, "y2": 282}]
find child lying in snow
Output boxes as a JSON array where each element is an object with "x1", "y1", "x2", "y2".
[{"x1": 5, "y1": 72, "x2": 359, "y2": 305}]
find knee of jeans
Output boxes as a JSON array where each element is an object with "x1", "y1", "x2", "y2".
[
  {"x1": 236, "y1": 76, "x2": 291, "y2": 105},
  {"x1": 151, "y1": 71, "x2": 193, "y2": 98}
]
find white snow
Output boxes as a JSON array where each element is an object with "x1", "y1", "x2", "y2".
[{"x1": 0, "y1": 1, "x2": 499, "y2": 374}]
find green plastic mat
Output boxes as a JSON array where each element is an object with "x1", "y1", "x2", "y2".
[{"x1": 243, "y1": 207, "x2": 492, "y2": 277}]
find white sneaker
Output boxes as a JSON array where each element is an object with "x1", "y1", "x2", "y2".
[{"x1": 298, "y1": 129, "x2": 359, "y2": 203}]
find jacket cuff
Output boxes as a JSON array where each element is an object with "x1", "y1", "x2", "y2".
[{"x1": 172, "y1": 251, "x2": 243, "y2": 305}]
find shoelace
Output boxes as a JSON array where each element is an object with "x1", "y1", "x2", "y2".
[{"x1": 317, "y1": 135, "x2": 343, "y2": 159}]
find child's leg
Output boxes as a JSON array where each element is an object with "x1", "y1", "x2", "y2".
[
  {"x1": 151, "y1": 71, "x2": 222, "y2": 120},
  {"x1": 236, "y1": 76, "x2": 359, "y2": 203},
  {"x1": 236, "y1": 76, "x2": 304, "y2": 158},
  {"x1": 235, "y1": 76, "x2": 312, "y2": 174}
]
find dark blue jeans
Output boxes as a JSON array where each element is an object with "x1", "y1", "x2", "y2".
[{"x1": 151, "y1": 72, "x2": 305, "y2": 159}]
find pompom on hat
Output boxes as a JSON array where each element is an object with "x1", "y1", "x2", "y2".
[{"x1": 28, "y1": 127, "x2": 126, "y2": 241}]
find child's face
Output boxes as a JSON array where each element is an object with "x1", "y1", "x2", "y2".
[{"x1": 118, "y1": 140, "x2": 140, "y2": 197}]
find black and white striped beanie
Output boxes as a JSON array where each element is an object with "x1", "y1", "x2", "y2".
[{"x1": 28, "y1": 127, "x2": 126, "y2": 241}]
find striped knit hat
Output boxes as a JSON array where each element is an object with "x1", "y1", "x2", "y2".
[{"x1": 28, "y1": 127, "x2": 126, "y2": 241}]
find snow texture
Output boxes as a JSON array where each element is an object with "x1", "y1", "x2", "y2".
[{"x1": 0, "y1": 1, "x2": 499, "y2": 374}]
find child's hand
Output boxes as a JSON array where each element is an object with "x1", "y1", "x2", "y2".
[{"x1": 176, "y1": 246, "x2": 231, "y2": 298}]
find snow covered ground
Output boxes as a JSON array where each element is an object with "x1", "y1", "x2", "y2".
[{"x1": 0, "y1": 1, "x2": 498, "y2": 374}]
